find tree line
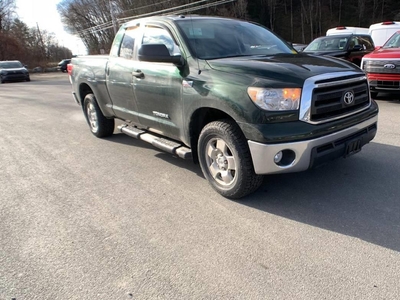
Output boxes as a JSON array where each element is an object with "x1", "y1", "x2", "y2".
[
  {"x1": 1, "y1": 0, "x2": 400, "y2": 66},
  {"x1": 58, "y1": 0, "x2": 400, "y2": 55},
  {"x1": 0, "y1": 0, "x2": 72, "y2": 69}
]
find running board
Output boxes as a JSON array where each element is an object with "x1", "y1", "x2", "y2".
[{"x1": 118, "y1": 124, "x2": 192, "y2": 159}]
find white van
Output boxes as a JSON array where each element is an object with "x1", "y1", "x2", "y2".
[
  {"x1": 368, "y1": 21, "x2": 400, "y2": 46},
  {"x1": 326, "y1": 26, "x2": 369, "y2": 36}
]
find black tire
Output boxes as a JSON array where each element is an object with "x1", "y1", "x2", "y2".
[
  {"x1": 83, "y1": 93, "x2": 115, "y2": 138},
  {"x1": 26, "y1": 77, "x2": 30, "y2": 82},
  {"x1": 370, "y1": 91, "x2": 378, "y2": 99},
  {"x1": 198, "y1": 119, "x2": 263, "y2": 199}
]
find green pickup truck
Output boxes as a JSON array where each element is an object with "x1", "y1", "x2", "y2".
[{"x1": 69, "y1": 15, "x2": 378, "y2": 199}]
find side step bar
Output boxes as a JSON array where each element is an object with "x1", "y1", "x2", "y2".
[{"x1": 118, "y1": 124, "x2": 192, "y2": 159}]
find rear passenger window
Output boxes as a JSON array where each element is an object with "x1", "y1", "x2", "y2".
[
  {"x1": 358, "y1": 37, "x2": 375, "y2": 50},
  {"x1": 119, "y1": 26, "x2": 139, "y2": 59}
]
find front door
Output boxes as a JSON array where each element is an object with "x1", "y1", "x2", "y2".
[{"x1": 133, "y1": 24, "x2": 184, "y2": 141}]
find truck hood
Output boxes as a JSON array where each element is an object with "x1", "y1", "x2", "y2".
[
  {"x1": 206, "y1": 54, "x2": 360, "y2": 85},
  {"x1": 303, "y1": 50, "x2": 347, "y2": 57},
  {"x1": 364, "y1": 47, "x2": 400, "y2": 59},
  {"x1": 0, "y1": 67, "x2": 27, "y2": 72}
]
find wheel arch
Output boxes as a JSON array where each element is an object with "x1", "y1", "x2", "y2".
[
  {"x1": 77, "y1": 82, "x2": 114, "y2": 118},
  {"x1": 78, "y1": 82, "x2": 94, "y2": 106},
  {"x1": 188, "y1": 107, "x2": 244, "y2": 164}
]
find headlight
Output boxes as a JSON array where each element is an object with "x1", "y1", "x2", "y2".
[
  {"x1": 360, "y1": 59, "x2": 365, "y2": 70},
  {"x1": 247, "y1": 87, "x2": 301, "y2": 111}
]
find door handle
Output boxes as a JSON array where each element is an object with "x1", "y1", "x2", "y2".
[{"x1": 132, "y1": 70, "x2": 144, "y2": 78}]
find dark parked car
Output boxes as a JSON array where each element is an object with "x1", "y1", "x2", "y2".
[
  {"x1": 57, "y1": 59, "x2": 71, "y2": 72},
  {"x1": 292, "y1": 43, "x2": 308, "y2": 52},
  {"x1": 0, "y1": 61, "x2": 30, "y2": 83},
  {"x1": 302, "y1": 34, "x2": 375, "y2": 66}
]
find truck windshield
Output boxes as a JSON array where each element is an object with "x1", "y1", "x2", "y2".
[
  {"x1": 0, "y1": 61, "x2": 23, "y2": 69},
  {"x1": 175, "y1": 18, "x2": 294, "y2": 59},
  {"x1": 304, "y1": 36, "x2": 349, "y2": 52},
  {"x1": 382, "y1": 32, "x2": 400, "y2": 48}
]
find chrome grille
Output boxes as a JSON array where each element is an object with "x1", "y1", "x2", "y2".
[
  {"x1": 311, "y1": 81, "x2": 369, "y2": 122},
  {"x1": 363, "y1": 59, "x2": 400, "y2": 74},
  {"x1": 300, "y1": 72, "x2": 371, "y2": 124}
]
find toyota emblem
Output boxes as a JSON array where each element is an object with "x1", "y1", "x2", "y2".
[
  {"x1": 383, "y1": 64, "x2": 396, "y2": 69},
  {"x1": 343, "y1": 91, "x2": 355, "y2": 105}
]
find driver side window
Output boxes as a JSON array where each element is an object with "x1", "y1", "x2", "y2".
[{"x1": 142, "y1": 26, "x2": 179, "y2": 56}]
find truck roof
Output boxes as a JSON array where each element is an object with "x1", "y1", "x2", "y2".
[
  {"x1": 326, "y1": 26, "x2": 369, "y2": 36},
  {"x1": 123, "y1": 14, "x2": 245, "y2": 27},
  {"x1": 368, "y1": 21, "x2": 400, "y2": 46}
]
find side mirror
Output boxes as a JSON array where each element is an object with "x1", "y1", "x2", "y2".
[
  {"x1": 350, "y1": 45, "x2": 363, "y2": 51},
  {"x1": 138, "y1": 44, "x2": 183, "y2": 65}
]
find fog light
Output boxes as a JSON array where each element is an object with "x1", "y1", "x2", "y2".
[
  {"x1": 274, "y1": 151, "x2": 283, "y2": 163},
  {"x1": 274, "y1": 149, "x2": 296, "y2": 167}
]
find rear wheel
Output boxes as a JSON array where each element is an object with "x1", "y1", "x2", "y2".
[
  {"x1": 83, "y1": 93, "x2": 114, "y2": 138},
  {"x1": 198, "y1": 119, "x2": 263, "y2": 199}
]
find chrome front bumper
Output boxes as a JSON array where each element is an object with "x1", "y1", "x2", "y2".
[{"x1": 248, "y1": 115, "x2": 378, "y2": 175}]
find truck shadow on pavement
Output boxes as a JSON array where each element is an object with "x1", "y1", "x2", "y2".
[
  {"x1": 244, "y1": 141, "x2": 400, "y2": 252},
  {"x1": 107, "y1": 133, "x2": 400, "y2": 252},
  {"x1": 105, "y1": 132, "x2": 204, "y2": 177}
]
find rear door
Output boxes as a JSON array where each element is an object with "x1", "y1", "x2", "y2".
[
  {"x1": 106, "y1": 25, "x2": 141, "y2": 124},
  {"x1": 348, "y1": 36, "x2": 374, "y2": 66}
]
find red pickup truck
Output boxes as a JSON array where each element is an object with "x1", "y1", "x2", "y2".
[{"x1": 361, "y1": 30, "x2": 400, "y2": 98}]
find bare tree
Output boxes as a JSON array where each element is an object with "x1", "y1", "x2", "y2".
[
  {"x1": 58, "y1": 0, "x2": 116, "y2": 54},
  {"x1": 0, "y1": 0, "x2": 15, "y2": 30},
  {"x1": 358, "y1": 0, "x2": 366, "y2": 26},
  {"x1": 232, "y1": 0, "x2": 248, "y2": 19},
  {"x1": 0, "y1": 32, "x2": 20, "y2": 60}
]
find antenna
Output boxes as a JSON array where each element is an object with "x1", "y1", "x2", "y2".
[{"x1": 189, "y1": 15, "x2": 201, "y2": 75}]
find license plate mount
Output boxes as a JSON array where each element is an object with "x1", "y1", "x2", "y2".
[{"x1": 344, "y1": 138, "x2": 362, "y2": 157}]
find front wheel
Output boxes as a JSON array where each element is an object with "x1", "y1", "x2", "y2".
[
  {"x1": 370, "y1": 91, "x2": 378, "y2": 99},
  {"x1": 83, "y1": 93, "x2": 115, "y2": 138},
  {"x1": 198, "y1": 119, "x2": 263, "y2": 199}
]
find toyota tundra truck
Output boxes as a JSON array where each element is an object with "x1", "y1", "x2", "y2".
[
  {"x1": 361, "y1": 29, "x2": 400, "y2": 98},
  {"x1": 68, "y1": 15, "x2": 379, "y2": 199}
]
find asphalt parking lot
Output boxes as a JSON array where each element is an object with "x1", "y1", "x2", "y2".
[{"x1": 1, "y1": 73, "x2": 400, "y2": 299}]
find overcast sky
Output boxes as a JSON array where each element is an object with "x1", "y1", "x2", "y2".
[{"x1": 15, "y1": 0, "x2": 87, "y2": 55}]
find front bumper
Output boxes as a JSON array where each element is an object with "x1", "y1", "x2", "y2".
[
  {"x1": 367, "y1": 73, "x2": 400, "y2": 93},
  {"x1": 369, "y1": 80, "x2": 400, "y2": 92},
  {"x1": 248, "y1": 115, "x2": 378, "y2": 175},
  {"x1": 1, "y1": 73, "x2": 29, "y2": 82}
]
